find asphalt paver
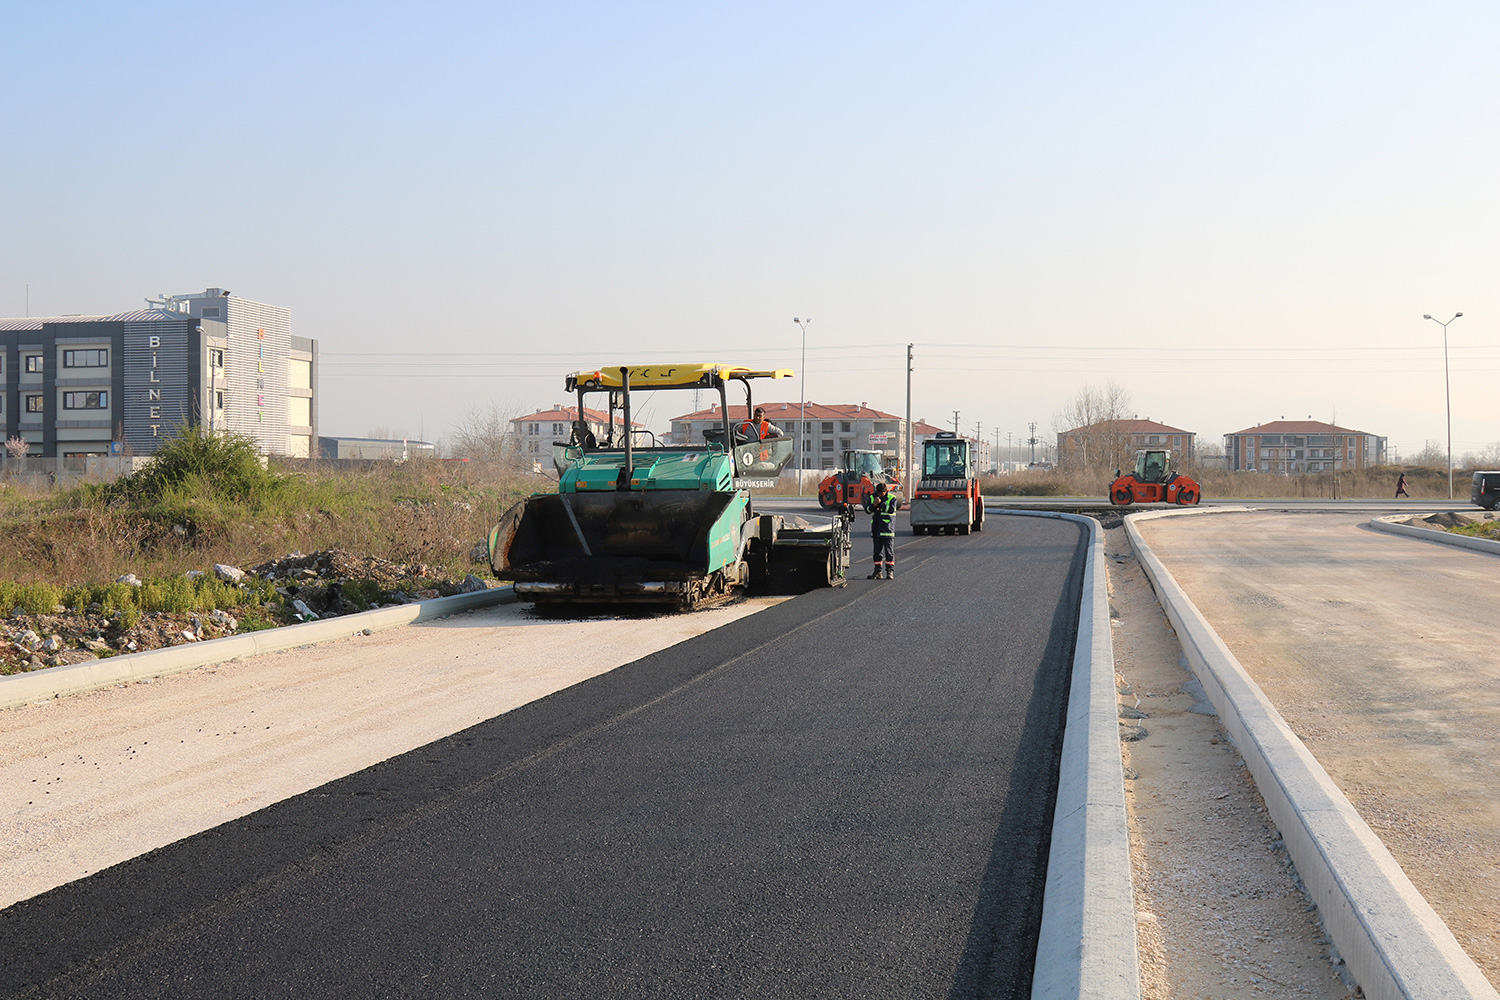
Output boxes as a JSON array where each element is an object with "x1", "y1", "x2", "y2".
[{"x1": 1, "y1": 514, "x2": 1086, "y2": 1000}]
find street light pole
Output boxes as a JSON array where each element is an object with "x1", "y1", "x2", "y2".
[
  {"x1": 793, "y1": 317, "x2": 811, "y2": 495},
  {"x1": 1423, "y1": 312, "x2": 1463, "y2": 499},
  {"x1": 904, "y1": 344, "x2": 913, "y2": 502}
]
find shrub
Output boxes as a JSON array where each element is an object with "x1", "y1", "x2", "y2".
[
  {"x1": 92, "y1": 426, "x2": 288, "y2": 510},
  {"x1": 0, "y1": 581, "x2": 63, "y2": 615}
]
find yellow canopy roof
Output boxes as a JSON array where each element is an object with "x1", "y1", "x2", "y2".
[{"x1": 568, "y1": 363, "x2": 793, "y2": 389}]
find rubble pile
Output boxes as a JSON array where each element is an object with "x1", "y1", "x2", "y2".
[{"x1": 0, "y1": 547, "x2": 491, "y2": 676}]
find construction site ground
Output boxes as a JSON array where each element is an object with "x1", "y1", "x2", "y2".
[
  {"x1": 1124, "y1": 511, "x2": 1498, "y2": 995},
  {"x1": 3, "y1": 509, "x2": 1492, "y2": 996},
  {"x1": 0, "y1": 599, "x2": 787, "y2": 909}
]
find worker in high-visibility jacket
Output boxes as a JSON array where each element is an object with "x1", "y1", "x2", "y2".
[{"x1": 863, "y1": 482, "x2": 900, "y2": 579}]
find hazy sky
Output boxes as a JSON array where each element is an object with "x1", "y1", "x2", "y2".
[{"x1": 4, "y1": 2, "x2": 1496, "y2": 459}]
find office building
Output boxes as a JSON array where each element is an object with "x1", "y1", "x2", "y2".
[{"x1": 0, "y1": 288, "x2": 316, "y2": 457}]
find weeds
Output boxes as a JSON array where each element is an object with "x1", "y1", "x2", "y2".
[{"x1": 0, "y1": 452, "x2": 537, "y2": 587}]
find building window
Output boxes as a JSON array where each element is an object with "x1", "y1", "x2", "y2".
[
  {"x1": 201, "y1": 306, "x2": 221, "y2": 318},
  {"x1": 821, "y1": 422, "x2": 833, "y2": 433},
  {"x1": 64, "y1": 391, "x2": 108, "y2": 410},
  {"x1": 211, "y1": 349, "x2": 225, "y2": 368},
  {"x1": 25, "y1": 395, "x2": 43, "y2": 413},
  {"x1": 840, "y1": 421, "x2": 851, "y2": 433},
  {"x1": 820, "y1": 439, "x2": 833, "y2": 451},
  {"x1": 528, "y1": 423, "x2": 539, "y2": 434},
  {"x1": 552, "y1": 422, "x2": 565, "y2": 435},
  {"x1": 63, "y1": 349, "x2": 108, "y2": 368},
  {"x1": 215, "y1": 390, "x2": 225, "y2": 410},
  {"x1": 24, "y1": 355, "x2": 42, "y2": 374}
]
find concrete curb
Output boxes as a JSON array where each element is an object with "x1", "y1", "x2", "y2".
[
  {"x1": 1001, "y1": 511, "x2": 1140, "y2": 1000},
  {"x1": 1125, "y1": 509, "x2": 1499, "y2": 1000},
  {"x1": 0, "y1": 586, "x2": 517, "y2": 711},
  {"x1": 1368, "y1": 514, "x2": 1500, "y2": 556}
]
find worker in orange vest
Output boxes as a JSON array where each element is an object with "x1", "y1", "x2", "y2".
[{"x1": 738, "y1": 406, "x2": 781, "y2": 442}]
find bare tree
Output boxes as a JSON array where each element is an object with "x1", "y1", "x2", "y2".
[
  {"x1": 1459, "y1": 442, "x2": 1500, "y2": 470},
  {"x1": 448, "y1": 401, "x2": 525, "y2": 466},
  {"x1": 1054, "y1": 381, "x2": 1134, "y2": 475},
  {"x1": 1409, "y1": 439, "x2": 1447, "y2": 469}
]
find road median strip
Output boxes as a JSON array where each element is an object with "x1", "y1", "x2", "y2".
[
  {"x1": 1368, "y1": 514, "x2": 1500, "y2": 555},
  {"x1": 1002, "y1": 510, "x2": 1141, "y2": 1000},
  {"x1": 1126, "y1": 508, "x2": 1499, "y2": 1000}
]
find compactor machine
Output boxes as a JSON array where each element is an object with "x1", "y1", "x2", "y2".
[
  {"x1": 488, "y1": 364, "x2": 851, "y2": 608},
  {"x1": 910, "y1": 432, "x2": 985, "y2": 535},
  {"x1": 817, "y1": 449, "x2": 899, "y2": 509},
  {"x1": 1108, "y1": 449, "x2": 1202, "y2": 506}
]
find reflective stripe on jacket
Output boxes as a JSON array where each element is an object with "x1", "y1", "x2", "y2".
[{"x1": 864, "y1": 493, "x2": 899, "y2": 537}]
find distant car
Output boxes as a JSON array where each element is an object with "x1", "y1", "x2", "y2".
[{"x1": 1471, "y1": 471, "x2": 1500, "y2": 510}]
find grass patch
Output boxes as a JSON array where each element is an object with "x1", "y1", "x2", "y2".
[
  {"x1": 0, "y1": 581, "x2": 63, "y2": 615},
  {"x1": 1451, "y1": 521, "x2": 1500, "y2": 540},
  {"x1": 0, "y1": 443, "x2": 541, "y2": 588}
]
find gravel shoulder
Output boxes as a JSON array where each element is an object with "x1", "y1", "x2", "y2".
[
  {"x1": 0, "y1": 598, "x2": 785, "y2": 909},
  {"x1": 1106, "y1": 524, "x2": 1355, "y2": 998},
  {"x1": 1133, "y1": 511, "x2": 1500, "y2": 990}
]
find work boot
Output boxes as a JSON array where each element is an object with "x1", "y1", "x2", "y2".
[
  {"x1": 885, "y1": 568, "x2": 895, "y2": 579},
  {"x1": 867, "y1": 570, "x2": 882, "y2": 579}
]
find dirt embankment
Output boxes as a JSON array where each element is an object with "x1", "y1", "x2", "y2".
[{"x1": 0, "y1": 549, "x2": 486, "y2": 675}]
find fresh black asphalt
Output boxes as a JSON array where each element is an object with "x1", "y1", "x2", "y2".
[{"x1": 1, "y1": 513, "x2": 1086, "y2": 1000}]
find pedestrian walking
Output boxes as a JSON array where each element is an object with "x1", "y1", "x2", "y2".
[
  {"x1": 863, "y1": 482, "x2": 900, "y2": 579},
  {"x1": 1395, "y1": 473, "x2": 1409, "y2": 498}
]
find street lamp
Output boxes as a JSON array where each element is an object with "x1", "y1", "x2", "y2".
[
  {"x1": 793, "y1": 317, "x2": 811, "y2": 494},
  {"x1": 1423, "y1": 312, "x2": 1463, "y2": 499}
]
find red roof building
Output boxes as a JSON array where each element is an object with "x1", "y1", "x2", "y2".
[
  {"x1": 1056, "y1": 418, "x2": 1197, "y2": 470},
  {"x1": 669, "y1": 401, "x2": 905, "y2": 471},
  {"x1": 510, "y1": 405, "x2": 625, "y2": 460},
  {"x1": 1224, "y1": 420, "x2": 1386, "y2": 473}
]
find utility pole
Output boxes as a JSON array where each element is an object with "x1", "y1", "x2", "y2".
[
  {"x1": 1028, "y1": 421, "x2": 1037, "y2": 464},
  {"x1": 905, "y1": 344, "x2": 913, "y2": 501},
  {"x1": 793, "y1": 317, "x2": 811, "y2": 495},
  {"x1": 994, "y1": 427, "x2": 1002, "y2": 474},
  {"x1": 951, "y1": 411, "x2": 961, "y2": 435}
]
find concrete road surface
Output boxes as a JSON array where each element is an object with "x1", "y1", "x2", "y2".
[
  {"x1": 1135, "y1": 511, "x2": 1500, "y2": 986},
  {"x1": 1, "y1": 514, "x2": 1086, "y2": 1000}
]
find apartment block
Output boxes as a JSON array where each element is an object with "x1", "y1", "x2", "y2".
[
  {"x1": 670, "y1": 401, "x2": 905, "y2": 472},
  {"x1": 1224, "y1": 419, "x2": 1385, "y2": 473}
]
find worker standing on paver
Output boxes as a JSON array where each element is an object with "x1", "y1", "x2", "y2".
[{"x1": 863, "y1": 482, "x2": 900, "y2": 579}]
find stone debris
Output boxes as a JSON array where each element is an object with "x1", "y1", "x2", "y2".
[
  {"x1": 0, "y1": 547, "x2": 489, "y2": 676},
  {"x1": 213, "y1": 564, "x2": 246, "y2": 584}
]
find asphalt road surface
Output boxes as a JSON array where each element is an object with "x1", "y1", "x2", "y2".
[{"x1": 1, "y1": 514, "x2": 1086, "y2": 1000}]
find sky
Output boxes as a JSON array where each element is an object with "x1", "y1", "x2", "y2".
[{"x1": 3, "y1": 1, "x2": 1496, "y2": 461}]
